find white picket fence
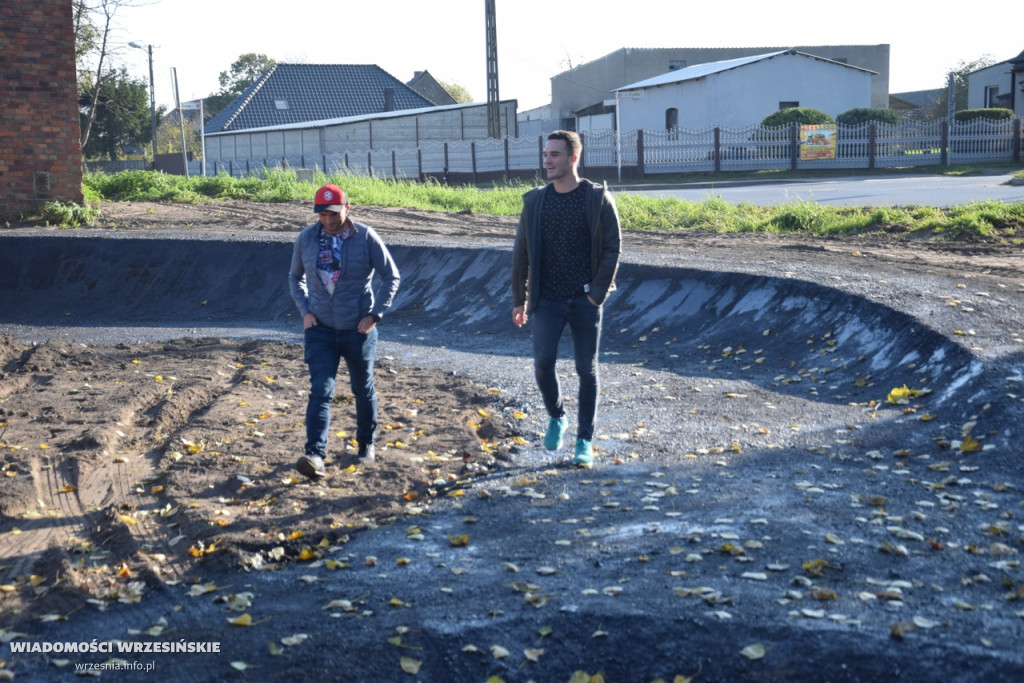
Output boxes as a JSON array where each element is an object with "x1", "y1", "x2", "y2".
[{"x1": 195, "y1": 118, "x2": 1022, "y2": 182}]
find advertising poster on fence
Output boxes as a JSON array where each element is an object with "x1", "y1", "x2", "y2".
[{"x1": 800, "y1": 124, "x2": 837, "y2": 160}]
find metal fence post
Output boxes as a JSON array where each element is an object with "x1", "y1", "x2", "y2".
[
  {"x1": 471, "y1": 141, "x2": 477, "y2": 185},
  {"x1": 1013, "y1": 118, "x2": 1021, "y2": 163},
  {"x1": 789, "y1": 123, "x2": 798, "y2": 170},
  {"x1": 578, "y1": 132, "x2": 585, "y2": 176},
  {"x1": 504, "y1": 137, "x2": 510, "y2": 182},
  {"x1": 868, "y1": 123, "x2": 876, "y2": 170},
  {"x1": 941, "y1": 120, "x2": 949, "y2": 166},
  {"x1": 713, "y1": 127, "x2": 721, "y2": 174},
  {"x1": 392, "y1": 150, "x2": 397, "y2": 180},
  {"x1": 637, "y1": 129, "x2": 645, "y2": 179},
  {"x1": 418, "y1": 148, "x2": 423, "y2": 182}
]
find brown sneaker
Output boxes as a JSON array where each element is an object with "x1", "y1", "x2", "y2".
[
  {"x1": 357, "y1": 443, "x2": 375, "y2": 464},
  {"x1": 296, "y1": 454, "x2": 325, "y2": 479}
]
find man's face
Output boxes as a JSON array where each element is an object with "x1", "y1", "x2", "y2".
[
  {"x1": 542, "y1": 139, "x2": 576, "y2": 181},
  {"x1": 318, "y1": 206, "x2": 348, "y2": 234}
]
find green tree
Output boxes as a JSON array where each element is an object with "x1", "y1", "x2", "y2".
[
  {"x1": 836, "y1": 107, "x2": 900, "y2": 126},
  {"x1": 156, "y1": 110, "x2": 202, "y2": 159},
  {"x1": 438, "y1": 80, "x2": 473, "y2": 104},
  {"x1": 760, "y1": 107, "x2": 833, "y2": 128},
  {"x1": 204, "y1": 53, "x2": 276, "y2": 118},
  {"x1": 936, "y1": 55, "x2": 996, "y2": 116},
  {"x1": 79, "y1": 67, "x2": 153, "y2": 160}
]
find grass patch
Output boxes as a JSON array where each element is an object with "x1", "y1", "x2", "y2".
[{"x1": 82, "y1": 169, "x2": 1024, "y2": 244}]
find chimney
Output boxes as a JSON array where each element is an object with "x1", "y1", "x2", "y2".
[{"x1": 383, "y1": 87, "x2": 395, "y2": 112}]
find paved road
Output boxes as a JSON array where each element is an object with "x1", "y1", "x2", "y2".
[{"x1": 622, "y1": 172, "x2": 1024, "y2": 207}]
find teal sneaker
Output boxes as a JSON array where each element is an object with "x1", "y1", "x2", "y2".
[
  {"x1": 543, "y1": 417, "x2": 567, "y2": 451},
  {"x1": 572, "y1": 439, "x2": 593, "y2": 468}
]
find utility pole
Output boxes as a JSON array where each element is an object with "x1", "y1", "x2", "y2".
[
  {"x1": 485, "y1": 0, "x2": 500, "y2": 138},
  {"x1": 129, "y1": 42, "x2": 158, "y2": 166}
]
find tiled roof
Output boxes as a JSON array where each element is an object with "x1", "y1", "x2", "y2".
[{"x1": 205, "y1": 64, "x2": 435, "y2": 133}]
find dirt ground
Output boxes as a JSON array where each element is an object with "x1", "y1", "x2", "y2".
[{"x1": 1, "y1": 197, "x2": 1022, "y2": 633}]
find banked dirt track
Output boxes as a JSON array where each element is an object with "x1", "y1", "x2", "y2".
[{"x1": 0, "y1": 201, "x2": 1023, "y2": 682}]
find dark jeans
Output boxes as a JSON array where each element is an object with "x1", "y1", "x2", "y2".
[
  {"x1": 303, "y1": 324, "x2": 378, "y2": 457},
  {"x1": 531, "y1": 294, "x2": 602, "y2": 441}
]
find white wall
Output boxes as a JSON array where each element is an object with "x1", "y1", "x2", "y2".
[
  {"x1": 619, "y1": 53, "x2": 873, "y2": 131},
  {"x1": 967, "y1": 62, "x2": 1017, "y2": 110}
]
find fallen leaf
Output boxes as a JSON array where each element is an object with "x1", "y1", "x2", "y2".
[{"x1": 740, "y1": 643, "x2": 766, "y2": 660}]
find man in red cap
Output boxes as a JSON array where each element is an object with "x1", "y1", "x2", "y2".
[{"x1": 288, "y1": 184, "x2": 401, "y2": 478}]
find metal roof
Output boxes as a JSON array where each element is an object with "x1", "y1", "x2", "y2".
[{"x1": 615, "y1": 50, "x2": 876, "y2": 92}]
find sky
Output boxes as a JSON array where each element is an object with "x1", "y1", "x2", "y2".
[{"x1": 108, "y1": 0, "x2": 1022, "y2": 113}]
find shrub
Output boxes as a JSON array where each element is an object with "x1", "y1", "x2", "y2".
[
  {"x1": 836, "y1": 107, "x2": 900, "y2": 126},
  {"x1": 760, "y1": 108, "x2": 833, "y2": 128},
  {"x1": 954, "y1": 108, "x2": 1014, "y2": 122},
  {"x1": 41, "y1": 201, "x2": 99, "y2": 227}
]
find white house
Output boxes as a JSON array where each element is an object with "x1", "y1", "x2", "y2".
[
  {"x1": 967, "y1": 49, "x2": 1024, "y2": 117},
  {"x1": 614, "y1": 50, "x2": 875, "y2": 132}
]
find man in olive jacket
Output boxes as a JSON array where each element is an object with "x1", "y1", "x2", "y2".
[{"x1": 511, "y1": 130, "x2": 621, "y2": 467}]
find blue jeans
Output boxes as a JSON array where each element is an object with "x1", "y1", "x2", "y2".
[
  {"x1": 303, "y1": 324, "x2": 378, "y2": 457},
  {"x1": 531, "y1": 294, "x2": 602, "y2": 441}
]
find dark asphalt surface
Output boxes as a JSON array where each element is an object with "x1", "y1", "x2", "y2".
[{"x1": 1, "y1": 228, "x2": 1023, "y2": 682}]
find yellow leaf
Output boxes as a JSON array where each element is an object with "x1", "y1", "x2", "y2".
[
  {"x1": 513, "y1": 411, "x2": 526, "y2": 419},
  {"x1": 58, "y1": 485, "x2": 77, "y2": 493},
  {"x1": 187, "y1": 583, "x2": 220, "y2": 597},
  {"x1": 477, "y1": 408, "x2": 490, "y2": 418},
  {"x1": 228, "y1": 613, "x2": 252, "y2": 626},
  {"x1": 119, "y1": 514, "x2": 138, "y2": 525},
  {"x1": 154, "y1": 375, "x2": 163, "y2": 382},
  {"x1": 400, "y1": 657, "x2": 422, "y2": 674},
  {"x1": 288, "y1": 530, "x2": 305, "y2": 540},
  {"x1": 740, "y1": 643, "x2": 766, "y2": 660},
  {"x1": 887, "y1": 385, "x2": 912, "y2": 405},
  {"x1": 960, "y1": 435, "x2": 982, "y2": 453},
  {"x1": 396, "y1": 557, "x2": 409, "y2": 566},
  {"x1": 298, "y1": 548, "x2": 316, "y2": 561},
  {"x1": 524, "y1": 648, "x2": 544, "y2": 662},
  {"x1": 448, "y1": 534, "x2": 470, "y2": 547}
]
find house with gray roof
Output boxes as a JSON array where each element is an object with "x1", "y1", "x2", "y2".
[
  {"x1": 204, "y1": 63, "x2": 435, "y2": 134},
  {"x1": 406, "y1": 70, "x2": 457, "y2": 106}
]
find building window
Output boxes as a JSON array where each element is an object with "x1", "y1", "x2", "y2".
[
  {"x1": 779, "y1": 101, "x2": 799, "y2": 110},
  {"x1": 984, "y1": 85, "x2": 999, "y2": 108},
  {"x1": 665, "y1": 108, "x2": 678, "y2": 130},
  {"x1": 669, "y1": 60, "x2": 687, "y2": 71},
  {"x1": 274, "y1": 100, "x2": 289, "y2": 110},
  {"x1": 665, "y1": 108, "x2": 678, "y2": 140}
]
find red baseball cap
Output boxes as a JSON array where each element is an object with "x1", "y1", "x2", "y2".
[{"x1": 314, "y1": 184, "x2": 348, "y2": 213}]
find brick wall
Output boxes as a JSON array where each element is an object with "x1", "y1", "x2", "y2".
[{"x1": 0, "y1": 0, "x2": 83, "y2": 218}]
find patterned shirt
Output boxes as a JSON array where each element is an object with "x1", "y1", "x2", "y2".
[{"x1": 539, "y1": 184, "x2": 591, "y2": 300}]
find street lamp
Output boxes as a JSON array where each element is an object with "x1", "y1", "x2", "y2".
[{"x1": 129, "y1": 41, "x2": 157, "y2": 167}]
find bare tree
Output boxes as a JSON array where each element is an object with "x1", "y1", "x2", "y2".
[{"x1": 77, "y1": 0, "x2": 148, "y2": 150}]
